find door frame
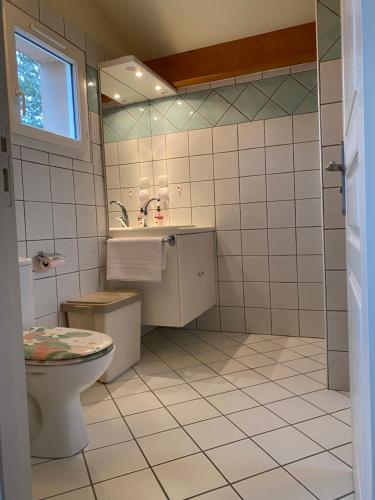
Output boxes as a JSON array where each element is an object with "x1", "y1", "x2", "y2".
[{"x1": 0, "y1": 1, "x2": 32, "y2": 498}]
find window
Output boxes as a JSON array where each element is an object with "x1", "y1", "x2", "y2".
[{"x1": 5, "y1": 4, "x2": 89, "y2": 156}]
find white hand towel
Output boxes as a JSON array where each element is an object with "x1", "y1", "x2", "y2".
[{"x1": 107, "y1": 237, "x2": 166, "y2": 282}]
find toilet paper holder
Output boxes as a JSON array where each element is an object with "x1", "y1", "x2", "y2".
[{"x1": 35, "y1": 251, "x2": 65, "y2": 271}]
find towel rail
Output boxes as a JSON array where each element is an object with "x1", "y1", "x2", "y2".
[{"x1": 162, "y1": 235, "x2": 175, "y2": 246}]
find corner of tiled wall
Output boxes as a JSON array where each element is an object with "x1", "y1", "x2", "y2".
[
  {"x1": 316, "y1": 0, "x2": 349, "y2": 390},
  {"x1": 10, "y1": 0, "x2": 109, "y2": 327}
]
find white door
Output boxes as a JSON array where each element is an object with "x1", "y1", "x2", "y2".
[
  {"x1": 342, "y1": 1, "x2": 375, "y2": 498},
  {"x1": 0, "y1": 2, "x2": 32, "y2": 498}
]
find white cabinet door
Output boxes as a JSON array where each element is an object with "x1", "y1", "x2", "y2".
[{"x1": 177, "y1": 232, "x2": 216, "y2": 325}]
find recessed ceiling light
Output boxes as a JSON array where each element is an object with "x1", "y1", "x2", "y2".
[
  {"x1": 155, "y1": 85, "x2": 162, "y2": 91},
  {"x1": 135, "y1": 71, "x2": 143, "y2": 78},
  {"x1": 87, "y1": 81, "x2": 95, "y2": 87},
  {"x1": 114, "y1": 93, "x2": 120, "y2": 99}
]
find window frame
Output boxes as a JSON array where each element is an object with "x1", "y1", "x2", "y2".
[{"x1": 3, "y1": 3, "x2": 90, "y2": 157}]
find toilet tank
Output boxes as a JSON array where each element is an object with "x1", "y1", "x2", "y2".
[{"x1": 18, "y1": 257, "x2": 34, "y2": 330}]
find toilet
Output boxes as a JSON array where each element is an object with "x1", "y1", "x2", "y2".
[{"x1": 18, "y1": 257, "x2": 114, "y2": 458}]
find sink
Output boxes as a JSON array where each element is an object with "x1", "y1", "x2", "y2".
[{"x1": 108, "y1": 225, "x2": 215, "y2": 238}]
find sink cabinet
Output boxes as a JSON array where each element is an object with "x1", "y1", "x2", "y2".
[{"x1": 110, "y1": 230, "x2": 216, "y2": 327}]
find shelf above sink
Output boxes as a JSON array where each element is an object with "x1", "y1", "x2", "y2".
[{"x1": 108, "y1": 225, "x2": 215, "y2": 238}]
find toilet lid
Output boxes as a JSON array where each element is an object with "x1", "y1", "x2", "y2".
[{"x1": 23, "y1": 327, "x2": 114, "y2": 365}]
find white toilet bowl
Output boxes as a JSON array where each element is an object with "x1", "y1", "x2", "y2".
[{"x1": 24, "y1": 327, "x2": 114, "y2": 458}]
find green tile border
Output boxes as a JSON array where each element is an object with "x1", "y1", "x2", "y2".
[{"x1": 103, "y1": 69, "x2": 318, "y2": 143}]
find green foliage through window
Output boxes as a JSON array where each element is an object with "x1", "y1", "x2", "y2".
[{"x1": 16, "y1": 50, "x2": 44, "y2": 129}]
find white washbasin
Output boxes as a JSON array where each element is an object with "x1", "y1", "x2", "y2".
[{"x1": 108, "y1": 225, "x2": 214, "y2": 238}]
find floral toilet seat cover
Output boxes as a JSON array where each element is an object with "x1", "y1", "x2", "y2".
[{"x1": 24, "y1": 327, "x2": 114, "y2": 365}]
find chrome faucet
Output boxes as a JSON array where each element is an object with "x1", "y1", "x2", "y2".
[
  {"x1": 141, "y1": 197, "x2": 160, "y2": 227},
  {"x1": 110, "y1": 200, "x2": 129, "y2": 227}
]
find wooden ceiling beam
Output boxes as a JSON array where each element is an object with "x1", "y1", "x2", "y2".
[{"x1": 145, "y1": 22, "x2": 316, "y2": 88}]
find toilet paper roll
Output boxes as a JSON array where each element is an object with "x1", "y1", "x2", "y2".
[{"x1": 35, "y1": 253, "x2": 65, "y2": 272}]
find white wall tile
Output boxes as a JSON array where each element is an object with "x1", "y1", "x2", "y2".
[
  {"x1": 78, "y1": 238, "x2": 99, "y2": 270},
  {"x1": 271, "y1": 283, "x2": 298, "y2": 309},
  {"x1": 74, "y1": 172, "x2": 95, "y2": 205},
  {"x1": 119, "y1": 164, "x2": 139, "y2": 188},
  {"x1": 216, "y1": 230, "x2": 242, "y2": 256},
  {"x1": 15, "y1": 201, "x2": 25, "y2": 241},
  {"x1": 296, "y1": 227, "x2": 323, "y2": 255},
  {"x1": 296, "y1": 199, "x2": 322, "y2": 227},
  {"x1": 169, "y1": 208, "x2": 192, "y2": 226},
  {"x1": 245, "y1": 307, "x2": 271, "y2": 334},
  {"x1": 295, "y1": 171, "x2": 321, "y2": 199},
  {"x1": 300, "y1": 310, "x2": 325, "y2": 337},
  {"x1": 213, "y1": 125, "x2": 238, "y2": 153},
  {"x1": 268, "y1": 228, "x2": 296, "y2": 255},
  {"x1": 266, "y1": 145, "x2": 293, "y2": 174},
  {"x1": 297, "y1": 255, "x2": 324, "y2": 283},
  {"x1": 166, "y1": 132, "x2": 189, "y2": 158},
  {"x1": 219, "y1": 282, "x2": 244, "y2": 307},
  {"x1": 22, "y1": 162, "x2": 51, "y2": 202},
  {"x1": 192, "y1": 206, "x2": 215, "y2": 227},
  {"x1": 153, "y1": 160, "x2": 168, "y2": 181},
  {"x1": 190, "y1": 156, "x2": 214, "y2": 181},
  {"x1": 242, "y1": 229, "x2": 268, "y2": 256},
  {"x1": 76, "y1": 205, "x2": 97, "y2": 237},
  {"x1": 118, "y1": 139, "x2": 139, "y2": 164},
  {"x1": 12, "y1": 159, "x2": 23, "y2": 200},
  {"x1": 298, "y1": 283, "x2": 324, "y2": 310},
  {"x1": 238, "y1": 121, "x2": 265, "y2": 149},
  {"x1": 243, "y1": 256, "x2": 269, "y2": 281},
  {"x1": 52, "y1": 204, "x2": 77, "y2": 238},
  {"x1": 96, "y1": 206, "x2": 107, "y2": 236},
  {"x1": 25, "y1": 202, "x2": 53, "y2": 240},
  {"x1": 214, "y1": 152, "x2": 238, "y2": 179},
  {"x1": 244, "y1": 282, "x2": 270, "y2": 308},
  {"x1": 240, "y1": 176, "x2": 266, "y2": 203},
  {"x1": 293, "y1": 113, "x2": 319, "y2": 142},
  {"x1": 57, "y1": 273, "x2": 80, "y2": 306},
  {"x1": 122, "y1": 187, "x2": 141, "y2": 211},
  {"x1": 104, "y1": 142, "x2": 119, "y2": 166},
  {"x1": 267, "y1": 173, "x2": 294, "y2": 201},
  {"x1": 152, "y1": 135, "x2": 166, "y2": 160},
  {"x1": 271, "y1": 309, "x2": 299, "y2": 336},
  {"x1": 326, "y1": 271, "x2": 347, "y2": 310},
  {"x1": 50, "y1": 168, "x2": 75, "y2": 203},
  {"x1": 80, "y1": 269, "x2": 100, "y2": 295},
  {"x1": 327, "y1": 311, "x2": 348, "y2": 350},
  {"x1": 21, "y1": 147, "x2": 48, "y2": 165},
  {"x1": 240, "y1": 203, "x2": 267, "y2": 229},
  {"x1": 215, "y1": 204, "x2": 240, "y2": 230},
  {"x1": 138, "y1": 137, "x2": 153, "y2": 162},
  {"x1": 327, "y1": 351, "x2": 349, "y2": 389},
  {"x1": 94, "y1": 176, "x2": 106, "y2": 206},
  {"x1": 267, "y1": 201, "x2": 295, "y2": 228},
  {"x1": 269, "y1": 256, "x2": 297, "y2": 282},
  {"x1": 321, "y1": 103, "x2": 343, "y2": 146},
  {"x1": 33, "y1": 277, "x2": 57, "y2": 318},
  {"x1": 325, "y1": 229, "x2": 346, "y2": 270},
  {"x1": 191, "y1": 181, "x2": 214, "y2": 207},
  {"x1": 239, "y1": 148, "x2": 265, "y2": 177},
  {"x1": 324, "y1": 188, "x2": 345, "y2": 229},
  {"x1": 294, "y1": 142, "x2": 320, "y2": 171},
  {"x1": 49, "y1": 154, "x2": 73, "y2": 170},
  {"x1": 265, "y1": 117, "x2": 292, "y2": 146},
  {"x1": 218, "y1": 256, "x2": 243, "y2": 281},
  {"x1": 215, "y1": 178, "x2": 240, "y2": 205},
  {"x1": 189, "y1": 128, "x2": 212, "y2": 156},
  {"x1": 89, "y1": 112, "x2": 101, "y2": 145},
  {"x1": 168, "y1": 183, "x2": 191, "y2": 208},
  {"x1": 167, "y1": 158, "x2": 190, "y2": 183},
  {"x1": 220, "y1": 307, "x2": 245, "y2": 332},
  {"x1": 139, "y1": 161, "x2": 154, "y2": 185},
  {"x1": 92, "y1": 144, "x2": 103, "y2": 175},
  {"x1": 54, "y1": 239, "x2": 79, "y2": 274},
  {"x1": 320, "y1": 59, "x2": 342, "y2": 104}
]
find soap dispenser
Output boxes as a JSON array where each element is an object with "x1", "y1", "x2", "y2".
[
  {"x1": 154, "y1": 206, "x2": 164, "y2": 226},
  {"x1": 137, "y1": 208, "x2": 145, "y2": 227}
]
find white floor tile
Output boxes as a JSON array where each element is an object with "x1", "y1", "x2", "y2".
[
  {"x1": 333, "y1": 408, "x2": 352, "y2": 426},
  {"x1": 223, "y1": 369, "x2": 268, "y2": 388},
  {"x1": 83, "y1": 400, "x2": 121, "y2": 424},
  {"x1": 185, "y1": 416, "x2": 245, "y2": 449},
  {"x1": 134, "y1": 360, "x2": 170, "y2": 376},
  {"x1": 266, "y1": 397, "x2": 324, "y2": 424},
  {"x1": 305, "y1": 369, "x2": 327, "y2": 384},
  {"x1": 106, "y1": 378, "x2": 150, "y2": 398},
  {"x1": 302, "y1": 389, "x2": 351, "y2": 412},
  {"x1": 183, "y1": 342, "x2": 216, "y2": 354},
  {"x1": 192, "y1": 486, "x2": 241, "y2": 499},
  {"x1": 237, "y1": 353, "x2": 277, "y2": 368},
  {"x1": 167, "y1": 398, "x2": 221, "y2": 425},
  {"x1": 234, "y1": 467, "x2": 315, "y2": 500},
  {"x1": 219, "y1": 345, "x2": 257, "y2": 358},
  {"x1": 254, "y1": 363, "x2": 299, "y2": 380},
  {"x1": 207, "y1": 439, "x2": 277, "y2": 482},
  {"x1": 276, "y1": 374, "x2": 326, "y2": 395},
  {"x1": 227, "y1": 406, "x2": 287, "y2": 436},
  {"x1": 249, "y1": 340, "x2": 281, "y2": 353},
  {"x1": 266, "y1": 349, "x2": 304, "y2": 362},
  {"x1": 85, "y1": 418, "x2": 133, "y2": 451},
  {"x1": 284, "y1": 357, "x2": 325, "y2": 373},
  {"x1": 253, "y1": 426, "x2": 323, "y2": 465},
  {"x1": 207, "y1": 390, "x2": 259, "y2": 414},
  {"x1": 138, "y1": 428, "x2": 199, "y2": 465},
  {"x1": 243, "y1": 381, "x2": 294, "y2": 404},
  {"x1": 296, "y1": 415, "x2": 352, "y2": 449},
  {"x1": 165, "y1": 355, "x2": 202, "y2": 369},
  {"x1": 142, "y1": 370, "x2": 185, "y2": 390},
  {"x1": 290, "y1": 344, "x2": 325, "y2": 356},
  {"x1": 110, "y1": 367, "x2": 139, "y2": 382},
  {"x1": 194, "y1": 350, "x2": 230, "y2": 363},
  {"x1": 286, "y1": 452, "x2": 354, "y2": 500},
  {"x1": 94, "y1": 468, "x2": 167, "y2": 500},
  {"x1": 154, "y1": 453, "x2": 227, "y2": 500},
  {"x1": 85, "y1": 441, "x2": 147, "y2": 483},
  {"x1": 81, "y1": 383, "x2": 110, "y2": 405},
  {"x1": 176, "y1": 364, "x2": 217, "y2": 382},
  {"x1": 115, "y1": 392, "x2": 163, "y2": 416},
  {"x1": 154, "y1": 383, "x2": 201, "y2": 405},
  {"x1": 48, "y1": 487, "x2": 95, "y2": 499},
  {"x1": 156, "y1": 347, "x2": 189, "y2": 359},
  {"x1": 32, "y1": 455, "x2": 90, "y2": 499},
  {"x1": 207, "y1": 358, "x2": 248, "y2": 374},
  {"x1": 309, "y1": 353, "x2": 327, "y2": 364},
  {"x1": 331, "y1": 443, "x2": 353, "y2": 467},
  {"x1": 272, "y1": 337, "x2": 306, "y2": 348},
  {"x1": 125, "y1": 407, "x2": 179, "y2": 438},
  {"x1": 190, "y1": 376, "x2": 236, "y2": 396}
]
